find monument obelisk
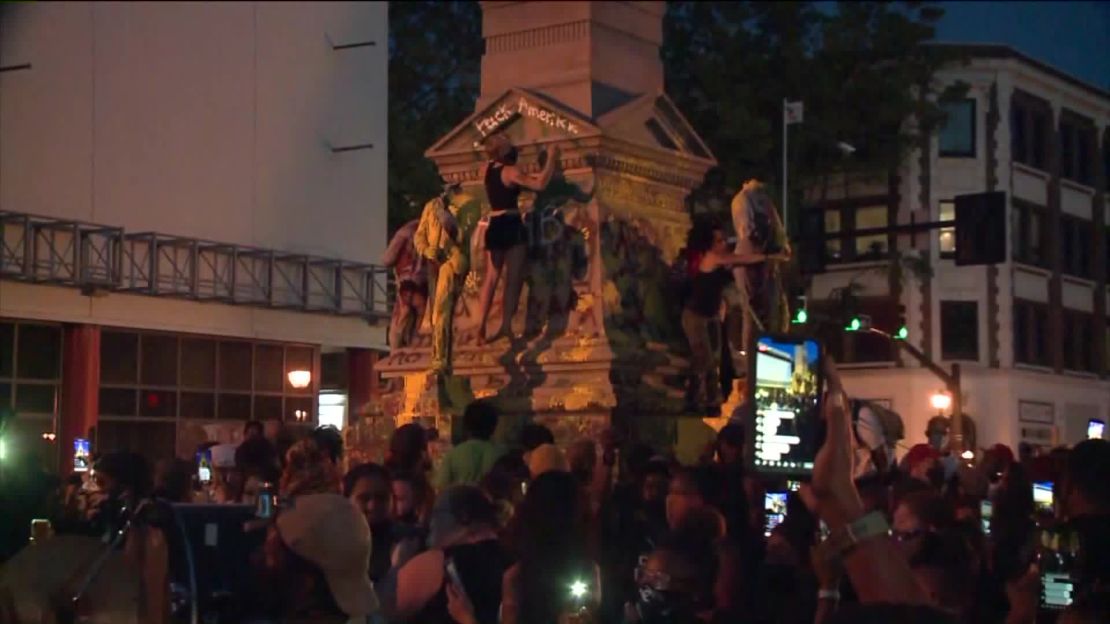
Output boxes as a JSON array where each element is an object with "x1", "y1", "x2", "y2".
[{"x1": 375, "y1": 1, "x2": 716, "y2": 448}]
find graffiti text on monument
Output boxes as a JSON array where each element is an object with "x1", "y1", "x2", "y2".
[{"x1": 473, "y1": 97, "x2": 581, "y2": 138}]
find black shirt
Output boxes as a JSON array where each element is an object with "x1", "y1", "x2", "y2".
[{"x1": 485, "y1": 163, "x2": 521, "y2": 212}]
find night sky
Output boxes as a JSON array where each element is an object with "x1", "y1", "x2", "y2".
[{"x1": 933, "y1": 1, "x2": 1110, "y2": 90}]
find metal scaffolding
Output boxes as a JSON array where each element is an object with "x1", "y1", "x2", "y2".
[{"x1": 0, "y1": 210, "x2": 391, "y2": 322}]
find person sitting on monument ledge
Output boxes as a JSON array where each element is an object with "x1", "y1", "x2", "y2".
[
  {"x1": 476, "y1": 133, "x2": 559, "y2": 345},
  {"x1": 434, "y1": 399, "x2": 506, "y2": 490},
  {"x1": 682, "y1": 222, "x2": 785, "y2": 413}
]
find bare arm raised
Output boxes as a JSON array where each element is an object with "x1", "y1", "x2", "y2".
[{"x1": 504, "y1": 145, "x2": 559, "y2": 192}]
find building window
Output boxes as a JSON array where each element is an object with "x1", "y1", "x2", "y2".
[
  {"x1": 938, "y1": 200, "x2": 956, "y2": 258},
  {"x1": 1063, "y1": 310, "x2": 1095, "y2": 373},
  {"x1": 1014, "y1": 299, "x2": 1050, "y2": 367},
  {"x1": 1060, "y1": 113, "x2": 1095, "y2": 187},
  {"x1": 1060, "y1": 215, "x2": 1094, "y2": 280},
  {"x1": 1011, "y1": 95, "x2": 1050, "y2": 171},
  {"x1": 941, "y1": 301, "x2": 979, "y2": 361},
  {"x1": 820, "y1": 199, "x2": 894, "y2": 264},
  {"x1": 0, "y1": 321, "x2": 62, "y2": 416},
  {"x1": 97, "y1": 330, "x2": 318, "y2": 457},
  {"x1": 939, "y1": 99, "x2": 976, "y2": 157},
  {"x1": 1012, "y1": 199, "x2": 1049, "y2": 268}
]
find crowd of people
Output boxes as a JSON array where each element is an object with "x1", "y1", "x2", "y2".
[{"x1": 2, "y1": 360, "x2": 1110, "y2": 624}]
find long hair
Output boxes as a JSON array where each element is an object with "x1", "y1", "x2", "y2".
[
  {"x1": 385, "y1": 423, "x2": 429, "y2": 476},
  {"x1": 509, "y1": 471, "x2": 591, "y2": 624},
  {"x1": 483, "y1": 133, "x2": 516, "y2": 165}
]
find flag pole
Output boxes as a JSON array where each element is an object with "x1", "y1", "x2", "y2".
[{"x1": 782, "y1": 98, "x2": 789, "y2": 237}]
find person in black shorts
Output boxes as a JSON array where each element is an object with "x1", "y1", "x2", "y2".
[{"x1": 476, "y1": 134, "x2": 559, "y2": 345}]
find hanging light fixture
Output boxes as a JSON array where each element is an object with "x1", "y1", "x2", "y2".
[{"x1": 287, "y1": 370, "x2": 312, "y2": 389}]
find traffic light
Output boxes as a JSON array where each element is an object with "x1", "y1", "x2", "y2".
[
  {"x1": 845, "y1": 314, "x2": 871, "y2": 332},
  {"x1": 792, "y1": 296, "x2": 808, "y2": 325},
  {"x1": 894, "y1": 304, "x2": 908, "y2": 340}
]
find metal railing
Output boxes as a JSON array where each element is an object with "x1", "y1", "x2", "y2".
[{"x1": 0, "y1": 210, "x2": 391, "y2": 322}]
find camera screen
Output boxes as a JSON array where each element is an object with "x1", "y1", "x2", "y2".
[
  {"x1": 748, "y1": 336, "x2": 823, "y2": 477},
  {"x1": 197, "y1": 450, "x2": 213, "y2": 484},
  {"x1": 1041, "y1": 571, "x2": 1074, "y2": 609},
  {"x1": 1088, "y1": 419, "x2": 1105, "y2": 440},
  {"x1": 1033, "y1": 482, "x2": 1054, "y2": 514},
  {"x1": 764, "y1": 492, "x2": 787, "y2": 537},
  {"x1": 980, "y1": 500, "x2": 992, "y2": 535},
  {"x1": 73, "y1": 438, "x2": 90, "y2": 473}
]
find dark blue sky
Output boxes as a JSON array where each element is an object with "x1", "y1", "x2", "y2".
[{"x1": 933, "y1": 1, "x2": 1110, "y2": 90}]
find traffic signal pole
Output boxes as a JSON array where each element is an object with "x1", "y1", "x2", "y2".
[{"x1": 868, "y1": 327, "x2": 965, "y2": 454}]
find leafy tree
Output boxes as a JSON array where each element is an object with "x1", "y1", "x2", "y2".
[
  {"x1": 388, "y1": 1, "x2": 965, "y2": 239},
  {"x1": 664, "y1": 1, "x2": 966, "y2": 220},
  {"x1": 387, "y1": 1, "x2": 482, "y2": 235}
]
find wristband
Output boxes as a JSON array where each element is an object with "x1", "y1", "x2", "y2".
[
  {"x1": 822, "y1": 510, "x2": 890, "y2": 559},
  {"x1": 817, "y1": 589, "x2": 841, "y2": 602}
]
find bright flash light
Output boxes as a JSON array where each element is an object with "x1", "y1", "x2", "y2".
[
  {"x1": 961, "y1": 450, "x2": 975, "y2": 461},
  {"x1": 569, "y1": 580, "x2": 588, "y2": 599}
]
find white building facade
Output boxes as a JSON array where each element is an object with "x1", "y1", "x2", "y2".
[
  {"x1": 0, "y1": 2, "x2": 388, "y2": 468},
  {"x1": 804, "y1": 45, "x2": 1110, "y2": 454}
]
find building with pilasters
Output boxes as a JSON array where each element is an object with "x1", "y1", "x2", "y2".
[{"x1": 805, "y1": 44, "x2": 1109, "y2": 453}]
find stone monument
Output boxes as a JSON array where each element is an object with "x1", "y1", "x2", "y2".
[{"x1": 373, "y1": 1, "x2": 717, "y2": 449}]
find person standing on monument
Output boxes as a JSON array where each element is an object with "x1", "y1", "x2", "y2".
[
  {"x1": 683, "y1": 223, "x2": 783, "y2": 413},
  {"x1": 476, "y1": 134, "x2": 559, "y2": 345}
]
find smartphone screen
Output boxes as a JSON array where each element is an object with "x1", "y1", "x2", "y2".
[
  {"x1": 747, "y1": 335, "x2": 824, "y2": 478},
  {"x1": 786, "y1": 480, "x2": 801, "y2": 492},
  {"x1": 73, "y1": 438, "x2": 90, "y2": 473},
  {"x1": 1087, "y1": 418, "x2": 1105, "y2": 440},
  {"x1": 1033, "y1": 481, "x2": 1054, "y2": 514},
  {"x1": 764, "y1": 492, "x2": 788, "y2": 537},
  {"x1": 980, "y1": 500, "x2": 992, "y2": 535},
  {"x1": 1039, "y1": 527, "x2": 1077, "y2": 610},
  {"x1": 196, "y1": 449, "x2": 213, "y2": 484}
]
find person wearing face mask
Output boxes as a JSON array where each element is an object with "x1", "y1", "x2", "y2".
[{"x1": 624, "y1": 540, "x2": 716, "y2": 624}]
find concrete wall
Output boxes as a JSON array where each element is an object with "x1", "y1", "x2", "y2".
[{"x1": 0, "y1": 2, "x2": 387, "y2": 348}]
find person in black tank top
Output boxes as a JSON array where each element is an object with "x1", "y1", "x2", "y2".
[
  {"x1": 379, "y1": 485, "x2": 507, "y2": 624},
  {"x1": 475, "y1": 134, "x2": 559, "y2": 345},
  {"x1": 682, "y1": 223, "x2": 783, "y2": 414}
]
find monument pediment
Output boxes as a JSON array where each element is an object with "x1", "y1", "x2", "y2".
[
  {"x1": 595, "y1": 92, "x2": 716, "y2": 164},
  {"x1": 425, "y1": 88, "x2": 602, "y2": 159}
]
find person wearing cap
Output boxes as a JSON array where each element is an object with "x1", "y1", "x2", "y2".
[
  {"x1": 901, "y1": 444, "x2": 944, "y2": 489},
  {"x1": 252, "y1": 492, "x2": 382, "y2": 623}
]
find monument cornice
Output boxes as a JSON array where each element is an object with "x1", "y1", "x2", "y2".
[{"x1": 430, "y1": 138, "x2": 713, "y2": 190}]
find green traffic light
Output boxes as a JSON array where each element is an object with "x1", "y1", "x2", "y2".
[
  {"x1": 896, "y1": 325, "x2": 909, "y2": 340},
  {"x1": 792, "y1": 308, "x2": 808, "y2": 324},
  {"x1": 845, "y1": 317, "x2": 861, "y2": 332}
]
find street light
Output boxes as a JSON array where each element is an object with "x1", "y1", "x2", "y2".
[
  {"x1": 930, "y1": 391, "x2": 952, "y2": 413},
  {"x1": 287, "y1": 370, "x2": 312, "y2": 389}
]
